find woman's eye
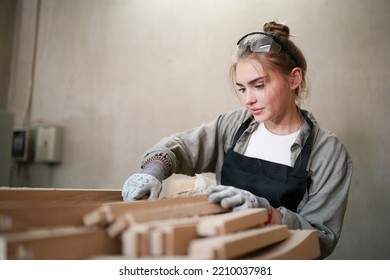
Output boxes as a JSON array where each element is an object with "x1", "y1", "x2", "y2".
[
  {"x1": 237, "y1": 87, "x2": 246, "y2": 93},
  {"x1": 255, "y1": 84, "x2": 265, "y2": 90}
]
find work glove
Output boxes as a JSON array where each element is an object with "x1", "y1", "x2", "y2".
[
  {"x1": 122, "y1": 161, "x2": 165, "y2": 201},
  {"x1": 207, "y1": 185, "x2": 271, "y2": 212},
  {"x1": 121, "y1": 173, "x2": 162, "y2": 201}
]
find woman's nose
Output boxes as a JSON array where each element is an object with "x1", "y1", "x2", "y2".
[{"x1": 244, "y1": 89, "x2": 256, "y2": 105}]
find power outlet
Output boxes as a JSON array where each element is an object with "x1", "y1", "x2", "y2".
[{"x1": 35, "y1": 125, "x2": 63, "y2": 163}]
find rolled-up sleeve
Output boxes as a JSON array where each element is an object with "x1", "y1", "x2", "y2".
[{"x1": 141, "y1": 108, "x2": 250, "y2": 178}]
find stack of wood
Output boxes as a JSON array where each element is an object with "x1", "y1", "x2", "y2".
[{"x1": 0, "y1": 187, "x2": 320, "y2": 260}]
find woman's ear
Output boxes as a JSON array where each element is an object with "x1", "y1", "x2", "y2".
[{"x1": 290, "y1": 67, "x2": 303, "y2": 90}]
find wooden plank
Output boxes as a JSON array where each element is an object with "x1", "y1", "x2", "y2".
[
  {"x1": 0, "y1": 204, "x2": 100, "y2": 233},
  {"x1": 83, "y1": 195, "x2": 213, "y2": 227},
  {"x1": 107, "y1": 199, "x2": 228, "y2": 238},
  {"x1": 0, "y1": 226, "x2": 121, "y2": 260},
  {"x1": 188, "y1": 225, "x2": 289, "y2": 259},
  {"x1": 0, "y1": 187, "x2": 122, "y2": 206},
  {"x1": 196, "y1": 208, "x2": 268, "y2": 236},
  {"x1": 242, "y1": 230, "x2": 321, "y2": 260}
]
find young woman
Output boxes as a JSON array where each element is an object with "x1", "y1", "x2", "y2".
[{"x1": 121, "y1": 21, "x2": 353, "y2": 259}]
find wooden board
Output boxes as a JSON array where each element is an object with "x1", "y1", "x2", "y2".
[
  {"x1": 0, "y1": 226, "x2": 121, "y2": 260},
  {"x1": 0, "y1": 204, "x2": 100, "y2": 233},
  {"x1": 188, "y1": 225, "x2": 289, "y2": 259},
  {"x1": 242, "y1": 229, "x2": 321, "y2": 260},
  {"x1": 83, "y1": 195, "x2": 216, "y2": 227},
  {"x1": 0, "y1": 187, "x2": 122, "y2": 206},
  {"x1": 196, "y1": 208, "x2": 268, "y2": 236},
  {"x1": 107, "y1": 199, "x2": 228, "y2": 237}
]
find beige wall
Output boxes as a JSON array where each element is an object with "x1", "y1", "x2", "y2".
[{"x1": 6, "y1": 0, "x2": 390, "y2": 259}]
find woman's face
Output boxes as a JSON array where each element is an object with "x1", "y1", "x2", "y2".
[{"x1": 235, "y1": 57, "x2": 296, "y2": 125}]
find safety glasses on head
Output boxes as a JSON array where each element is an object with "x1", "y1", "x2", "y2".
[{"x1": 236, "y1": 32, "x2": 299, "y2": 67}]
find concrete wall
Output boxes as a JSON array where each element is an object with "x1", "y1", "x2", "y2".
[{"x1": 5, "y1": 0, "x2": 390, "y2": 259}]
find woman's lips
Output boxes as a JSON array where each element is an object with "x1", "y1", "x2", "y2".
[{"x1": 250, "y1": 108, "x2": 264, "y2": 115}]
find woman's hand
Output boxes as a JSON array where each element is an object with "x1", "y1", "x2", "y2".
[{"x1": 121, "y1": 173, "x2": 162, "y2": 201}]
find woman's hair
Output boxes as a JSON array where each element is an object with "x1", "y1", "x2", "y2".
[{"x1": 231, "y1": 21, "x2": 308, "y2": 104}]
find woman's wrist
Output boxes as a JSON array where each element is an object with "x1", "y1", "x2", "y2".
[{"x1": 266, "y1": 207, "x2": 282, "y2": 225}]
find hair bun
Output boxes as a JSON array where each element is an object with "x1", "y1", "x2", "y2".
[{"x1": 263, "y1": 21, "x2": 290, "y2": 40}]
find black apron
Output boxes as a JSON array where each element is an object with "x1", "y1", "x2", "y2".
[{"x1": 220, "y1": 112, "x2": 314, "y2": 211}]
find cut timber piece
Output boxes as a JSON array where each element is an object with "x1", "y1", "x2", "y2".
[
  {"x1": 149, "y1": 220, "x2": 198, "y2": 256},
  {"x1": 121, "y1": 217, "x2": 198, "y2": 258},
  {"x1": 188, "y1": 225, "x2": 289, "y2": 259},
  {"x1": 0, "y1": 226, "x2": 120, "y2": 260},
  {"x1": 83, "y1": 195, "x2": 217, "y2": 227},
  {"x1": 242, "y1": 229, "x2": 321, "y2": 260},
  {"x1": 121, "y1": 224, "x2": 150, "y2": 259},
  {"x1": 196, "y1": 208, "x2": 268, "y2": 236},
  {"x1": 107, "y1": 197, "x2": 228, "y2": 237},
  {"x1": 0, "y1": 187, "x2": 122, "y2": 206},
  {"x1": 0, "y1": 204, "x2": 100, "y2": 233}
]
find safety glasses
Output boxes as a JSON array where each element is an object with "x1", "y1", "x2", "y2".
[{"x1": 237, "y1": 32, "x2": 299, "y2": 66}]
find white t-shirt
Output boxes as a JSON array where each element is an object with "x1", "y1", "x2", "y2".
[{"x1": 244, "y1": 122, "x2": 300, "y2": 167}]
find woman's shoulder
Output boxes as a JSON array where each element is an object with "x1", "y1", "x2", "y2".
[{"x1": 306, "y1": 111, "x2": 352, "y2": 164}]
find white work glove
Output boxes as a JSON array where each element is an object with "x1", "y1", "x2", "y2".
[
  {"x1": 122, "y1": 161, "x2": 166, "y2": 201},
  {"x1": 122, "y1": 173, "x2": 162, "y2": 201},
  {"x1": 207, "y1": 185, "x2": 270, "y2": 212}
]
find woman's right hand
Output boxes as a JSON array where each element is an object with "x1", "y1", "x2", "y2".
[{"x1": 121, "y1": 173, "x2": 162, "y2": 201}]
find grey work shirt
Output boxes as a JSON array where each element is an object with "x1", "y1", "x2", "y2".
[{"x1": 141, "y1": 107, "x2": 353, "y2": 259}]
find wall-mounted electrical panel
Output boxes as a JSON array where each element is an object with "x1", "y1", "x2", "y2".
[
  {"x1": 0, "y1": 110, "x2": 14, "y2": 185},
  {"x1": 12, "y1": 127, "x2": 34, "y2": 162},
  {"x1": 34, "y1": 125, "x2": 63, "y2": 164}
]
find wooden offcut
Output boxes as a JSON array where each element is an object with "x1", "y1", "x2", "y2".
[
  {"x1": 242, "y1": 229, "x2": 321, "y2": 260},
  {"x1": 0, "y1": 204, "x2": 99, "y2": 233},
  {"x1": 121, "y1": 217, "x2": 199, "y2": 258},
  {"x1": 188, "y1": 225, "x2": 289, "y2": 259},
  {"x1": 0, "y1": 187, "x2": 122, "y2": 206},
  {"x1": 106, "y1": 196, "x2": 228, "y2": 237},
  {"x1": 83, "y1": 195, "x2": 215, "y2": 227},
  {"x1": 196, "y1": 208, "x2": 268, "y2": 236},
  {"x1": 0, "y1": 226, "x2": 121, "y2": 260}
]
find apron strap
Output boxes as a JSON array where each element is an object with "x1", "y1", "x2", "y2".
[{"x1": 231, "y1": 116, "x2": 254, "y2": 148}]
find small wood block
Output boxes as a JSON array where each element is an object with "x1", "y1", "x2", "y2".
[
  {"x1": 188, "y1": 225, "x2": 289, "y2": 259},
  {"x1": 0, "y1": 226, "x2": 121, "y2": 260},
  {"x1": 121, "y1": 224, "x2": 150, "y2": 259},
  {"x1": 196, "y1": 208, "x2": 267, "y2": 236},
  {"x1": 150, "y1": 221, "x2": 198, "y2": 256},
  {"x1": 242, "y1": 229, "x2": 321, "y2": 260}
]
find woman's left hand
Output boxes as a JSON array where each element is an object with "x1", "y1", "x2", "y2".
[{"x1": 207, "y1": 185, "x2": 270, "y2": 211}]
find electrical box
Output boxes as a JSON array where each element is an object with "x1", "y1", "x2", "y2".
[
  {"x1": 0, "y1": 110, "x2": 14, "y2": 185},
  {"x1": 12, "y1": 127, "x2": 34, "y2": 162},
  {"x1": 35, "y1": 125, "x2": 63, "y2": 163}
]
